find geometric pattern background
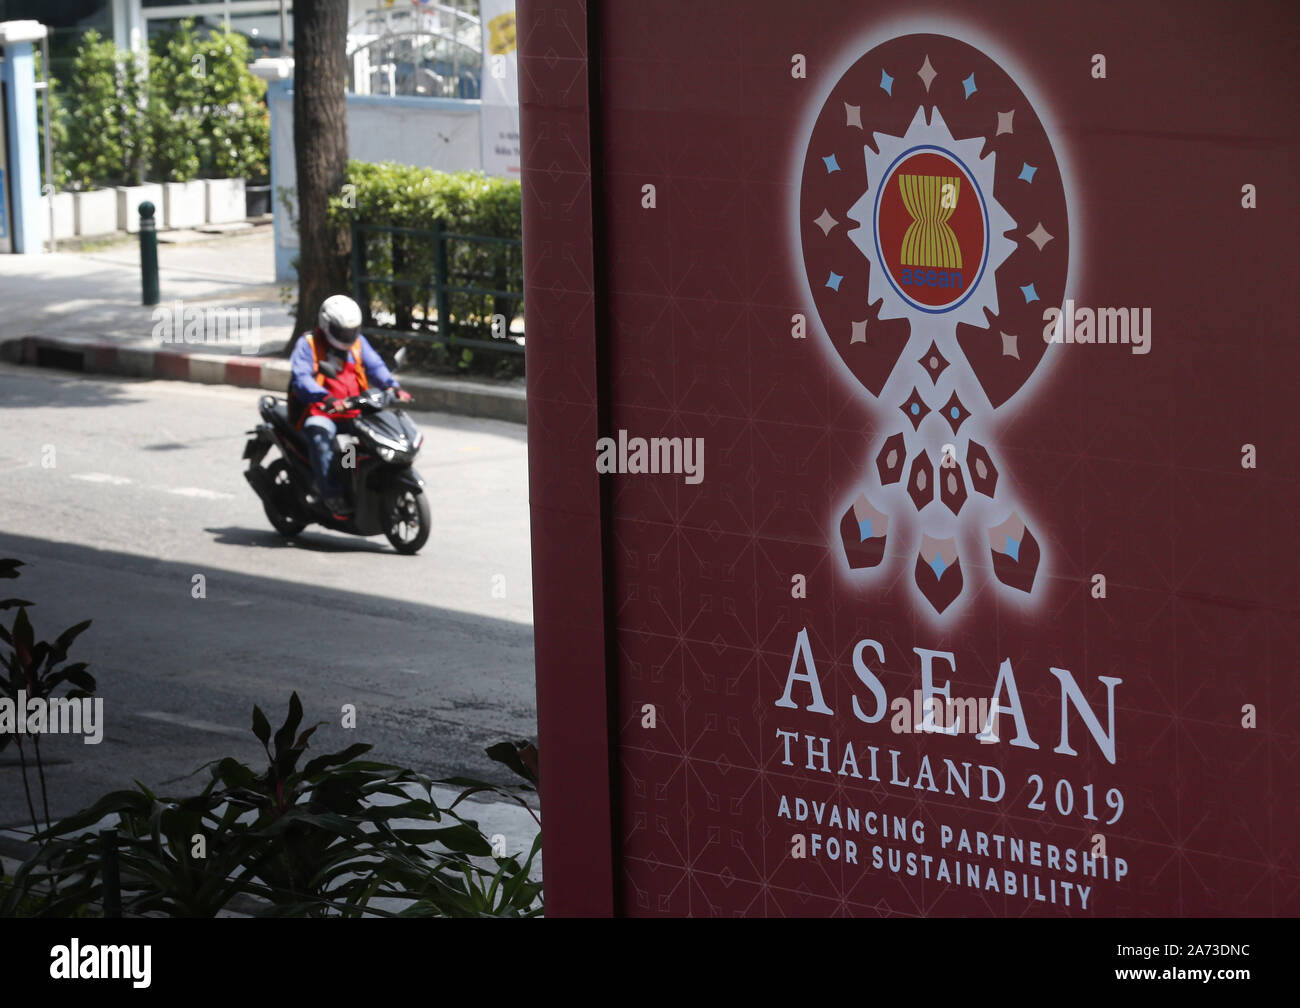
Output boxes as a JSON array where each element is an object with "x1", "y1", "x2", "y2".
[{"x1": 522, "y1": 0, "x2": 1300, "y2": 916}]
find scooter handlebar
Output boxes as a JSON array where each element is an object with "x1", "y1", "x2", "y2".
[
  {"x1": 322, "y1": 397, "x2": 355, "y2": 416},
  {"x1": 323, "y1": 388, "x2": 395, "y2": 415}
]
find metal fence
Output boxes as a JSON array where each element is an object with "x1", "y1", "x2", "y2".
[{"x1": 349, "y1": 219, "x2": 524, "y2": 360}]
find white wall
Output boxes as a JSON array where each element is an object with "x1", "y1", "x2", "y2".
[
  {"x1": 269, "y1": 81, "x2": 482, "y2": 282},
  {"x1": 347, "y1": 95, "x2": 481, "y2": 174}
]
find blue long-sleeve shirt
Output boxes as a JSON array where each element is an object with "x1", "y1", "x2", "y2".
[{"x1": 289, "y1": 332, "x2": 399, "y2": 404}]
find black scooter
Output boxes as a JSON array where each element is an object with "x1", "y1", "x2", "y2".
[{"x1": 242, "y1": 349, "x2": 430, "y2": 554}]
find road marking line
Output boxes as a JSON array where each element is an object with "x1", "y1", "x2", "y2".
[
  {"x1": 163, "y1": 486, "x2": 236, "y2": 500},
  {"x1": 134, "y1": 710, "x2": 248, "y2": 738},
  {"x1": 71, "y1": 475, "x2": 235, "y2": 500}
]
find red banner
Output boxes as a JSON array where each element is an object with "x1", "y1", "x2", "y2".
[{"x1": 522, "y1": 0, "x2": 1299, "y2": 916}]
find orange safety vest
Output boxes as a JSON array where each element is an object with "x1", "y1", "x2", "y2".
[
  {"x1": 295, "y1": 331, "x2": 369, "y2": 427},
  {"x1": 309, "y1": 331, "x2": 368, "y2": 391}
]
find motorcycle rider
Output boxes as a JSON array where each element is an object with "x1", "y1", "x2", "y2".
[{"x1": 288, "y1": 294, "x2": 412, "y2": 516}]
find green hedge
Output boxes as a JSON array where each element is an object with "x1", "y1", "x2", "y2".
[
  {"x1": 327, "y1": 162, "x2": 524, "y2": 379},
  {"x1": 61, "y1": 31, "x2": 149, "y2": 189},
  {"x1": 148, "y1": 21, "x2": 269, "y2": 184},
  {"x1": 57, "y1": 22, "x2": 268, "y2": 190}
]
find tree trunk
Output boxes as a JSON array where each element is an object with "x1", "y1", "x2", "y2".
[{"x1": 291, "y1": 0, "x2": 350, "y2": 344}]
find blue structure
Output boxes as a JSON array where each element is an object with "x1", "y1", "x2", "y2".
[{"x1": 0, "y1": 22, "x2": 47, "y2": 253}]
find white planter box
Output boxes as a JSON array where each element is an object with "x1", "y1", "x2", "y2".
[
  {"x1": 73, "y1": 188, "x2": 119, "y2": 237},
  {"x1": 162, "y1": 180, "x2": 206, "y2": 229},
  {"x1": 204, "y1": 177, "x2": 246, "y2": 224},
  {"x1": 116, "y1": 184, "x2": 164, "y2": 233},
  {"x1": 42, "y1": 191, "x2": 76, "y2": 240}
]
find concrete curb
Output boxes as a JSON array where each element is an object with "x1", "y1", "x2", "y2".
[{"x1": 0, "y1": 334, "x2": 527, "y2": 425}]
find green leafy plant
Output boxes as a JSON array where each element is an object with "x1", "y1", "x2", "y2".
[
  {"x1": 0, "y1": 558, "x2": 96, "y2": 841},
  {"x1": 3, "y1": 694, "x2": 542, "y2": 918},
  {"x1": 145, "y1": 20, "x2": 206, "y2": 183},
  {"x1": 147, "y1": 21, "x2": 269, "y2": 183},
  {"x1": 57, "y1": 22, "x2": 270, "y2": 191},
  {"x1": 200, "y1": 30, "x2": 270, "y2": 182},
  {"x1": 61, "y1": 32, "x2": 150, "y2": 189}
]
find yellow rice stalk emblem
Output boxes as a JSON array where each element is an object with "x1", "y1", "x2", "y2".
[{"x1": 899, "y1": 175, "x2": 962, "y2": 269}]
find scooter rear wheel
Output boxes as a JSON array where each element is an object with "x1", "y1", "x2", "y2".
[
  {"x1": 383, "y1": 486, "x2": 430, "y2": 554},
  {"x1": 263, "y1": 458, "x2": 307, "y2": 539}
]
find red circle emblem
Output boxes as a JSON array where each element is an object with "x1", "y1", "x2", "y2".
[
  {"x1": 799, "y1": 33, "x2": 1069, "y2": 409},
  {"x1": 875, "y1": 148, "x2": 987, "y2": 311}
]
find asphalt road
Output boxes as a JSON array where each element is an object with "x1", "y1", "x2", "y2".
[{"x1": 0, "y1": 362, "x2": 537, "y2": 832}]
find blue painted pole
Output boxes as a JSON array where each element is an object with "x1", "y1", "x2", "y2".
[{"x1": 0, "y1": 39, "x2": 43, "y2": 253}]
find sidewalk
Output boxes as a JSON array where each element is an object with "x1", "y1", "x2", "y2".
[{"x1": 0, "y1": 229, "x2": 526, "y2": 424}]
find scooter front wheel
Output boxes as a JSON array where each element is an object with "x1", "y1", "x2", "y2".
[
  {"x1": 383, "y1": 486, "x2": 430, "y2": 554},
  {"x1": 263, "y1": 458, "x2": 307, "y2": 539}
]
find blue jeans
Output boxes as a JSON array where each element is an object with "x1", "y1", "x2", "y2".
[{"x1": 302, "y1": 415, "x2": 353, "y2": 501}]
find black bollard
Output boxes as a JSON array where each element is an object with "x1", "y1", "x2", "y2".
[{"x1": 139, "y1": 201, "x2": 159, "y2": 306}]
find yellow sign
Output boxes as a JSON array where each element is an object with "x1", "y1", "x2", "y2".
[{"x1": 488, "y1": 12, "x2": 518, "y2": 57}]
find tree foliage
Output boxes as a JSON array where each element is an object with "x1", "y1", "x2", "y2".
[
  {"x1": 56, "y1": 22, "x2": 269, "y2": 189},
  {"x1": 148, "y1": 21, "x2": 269, "y2": 184},
  {"x1": 61, "y1": 31, "x2": 149, "y2": 189}
]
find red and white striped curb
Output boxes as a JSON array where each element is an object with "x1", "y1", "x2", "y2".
[
  {"x1": 0, "y1": 334, "x2": 527, "y2": 424},
  {"x1": 2, "y1": 334, "x2": 290, "y2": 391}
]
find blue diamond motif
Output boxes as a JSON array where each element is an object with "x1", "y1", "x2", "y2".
[
  {"x1": 858, "y1": 518, "x2": 874, "y2": 542},
  {"x1": 880, "y1": 69, "x2": 894, "y2": 95},
  {"x1": 1018, "y1": 162, "x2": 1037, "y2": 182},
  {"x1": 929, "y1": 554, "x2": 947, "y2": 580},
  {"x1": 826, "y1": 272, "x2": 843, "y2": 291},
  {"x1": 1004, "y1": 536, "x2": 1021, "y2": 562},
  {"x1": 1020, "y1": 283, "x2": 1039, "y2": 303},
  {"x1": 962, "y1": 73, "x2": 977, "y2": 98},
  {"x1": 822, "y1": 154, "x2": 840, "y2": 174}
]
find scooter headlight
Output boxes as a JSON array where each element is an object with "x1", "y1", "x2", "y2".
[{"x1": 376, "y1": 444, "x2": 399, "y2": 463}]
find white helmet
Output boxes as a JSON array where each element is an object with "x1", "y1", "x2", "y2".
[{"x1": 318, "y1": 294, "x2": 363, "y2": 351}]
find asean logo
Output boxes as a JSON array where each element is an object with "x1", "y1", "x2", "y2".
[{"x1": 799, "y1": 33, "x2": 1069, "y2": 616}]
